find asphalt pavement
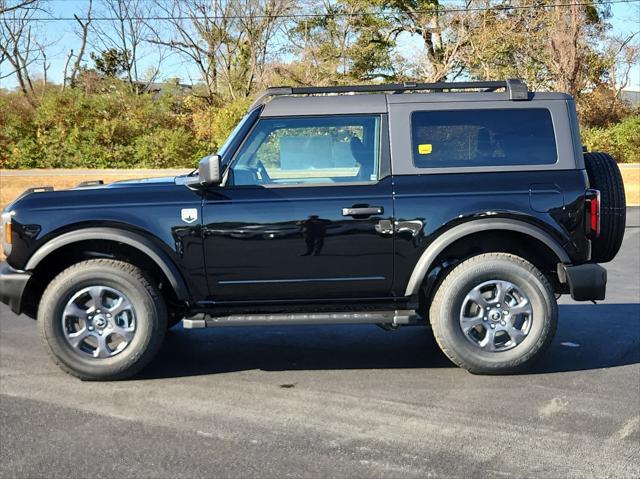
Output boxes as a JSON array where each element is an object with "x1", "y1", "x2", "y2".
[{"x1": 1, "y1": 209, "x2": 639, "y2": 478}]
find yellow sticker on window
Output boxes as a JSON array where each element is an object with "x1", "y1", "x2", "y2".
[{"x1": 418, "y1": 143, "x2": 433, "y2": 155}]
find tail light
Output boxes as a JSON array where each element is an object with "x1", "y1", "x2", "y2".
[{"x1": 585, "y1": 189, "x2": 601, "y2": 238}]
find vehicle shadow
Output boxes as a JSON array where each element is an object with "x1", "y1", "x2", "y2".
[
  {"x1": 141, "y1": 324, "x2": 452, "y2": 379},
  {"x1": 140, "y1": 303, "x2": 640, "y2": 380},
  {"x1": 530, "y1": 303, "x2": 640, "y2": 374}
]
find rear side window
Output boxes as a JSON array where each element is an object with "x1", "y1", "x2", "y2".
[{"x1": 411, "y1": 109, "x2": 557, "y2": 168}]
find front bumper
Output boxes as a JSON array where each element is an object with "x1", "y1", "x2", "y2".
[
  {"x1": 0, "y1": 261, "x2": 31, "y2": 315},
  {"x1": 558, "y1": 263, "x2": 607, "y2": 301}
]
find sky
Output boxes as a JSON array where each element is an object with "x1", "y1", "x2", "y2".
[{"x1": 1, "y1": 0, "x2": 639, "y2": 91}]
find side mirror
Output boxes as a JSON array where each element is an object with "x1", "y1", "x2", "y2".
[{"x1": 198, "y1": 154, "x2": 222, "y2": 186}]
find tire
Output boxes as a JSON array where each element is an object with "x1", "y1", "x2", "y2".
[
  {"x1": 584, "y1": 152, "x2": 626, "y2": 263},
  {"x1": 429, "y1": 253, "x2": 557, "y2": 374},
  {"x1": 38, "y1": 259, "x2": 167, "y2": 380}
]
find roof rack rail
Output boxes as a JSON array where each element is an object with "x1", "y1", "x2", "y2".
[
  {"x1": 250, "y1": 78, "x2": 529, "y2": 109},
  {"x1": 76, "y1": 180, "x2": 104, "y2": 188}
]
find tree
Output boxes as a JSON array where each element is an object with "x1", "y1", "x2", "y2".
[
  {"x1": 148, "y1": 0, "x2": 292, "y2": 103},
  {"x1": 577, "y1": 32, "x2": 639, "y2": 128},
  {"x1": 0, "y1": 0, "x2": 45, "y2": 106},
  {"x1": 287, "y1": 0, "x2": 474, "y2": 84},
  {"x1": 90, "y1": 0, "x2": 157, "y2": 90},
  {"x1": 548, "y1": 0, "x2": 610, "y2": 98},
  {"x1": 287, "y1": 0, "x2": 396, "y2": 84},
  {"x1": 225, "y1": 0, "x2": 294, "y2": 98},
  {"x1": 380, "y1": 0, "x2": 474, "y2": 82},
  {"x1": 462, "y1": 0, "x2": 615, "y2": 95},
  {"x1": 461, "y1": 1, "x2": 553, "y2": 89},
  {"x1": 90, "y1": 48, "x2": 130, "y2": 77},
  {"x1": 0, "y1": 0, "x2": 36, "y2": 15},
  {"x1": 61, "y1": 0, "x2": 93, "y2": 90}
]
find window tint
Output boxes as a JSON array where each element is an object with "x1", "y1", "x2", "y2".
[
  {"x1": 411, "y1": 109, "x2": 557, "y2": 168},
  {"x1": 231, "y1": 115, "x2": 380, "y2": 186}
]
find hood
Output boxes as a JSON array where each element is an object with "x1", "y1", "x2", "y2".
[
  {"x1": 4, "y1": 175, "x2": 187, "y2": 213},
  {"x1": 106, "y1": 176, "x2": 178, "y2": 187}
]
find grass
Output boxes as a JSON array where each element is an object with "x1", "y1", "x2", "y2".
[
  {"x1": 619, "y1": 165, "x2": 639, "y2": 206},
  {"x1": 0, "y1": 169, "x2": 190, "y2": 209}
]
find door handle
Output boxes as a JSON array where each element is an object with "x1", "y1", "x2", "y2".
[{"x1": 342, "y1": 206, "x2": 384, "y2": 217}]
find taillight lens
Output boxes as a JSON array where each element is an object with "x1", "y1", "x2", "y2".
[{"x1": 585, "y1": 189, "x2": 601, "y2": 238}]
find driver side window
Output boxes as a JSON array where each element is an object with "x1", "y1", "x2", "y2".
[{"x1": 230, "y1": 115, "x2": 380, "y2": 186}]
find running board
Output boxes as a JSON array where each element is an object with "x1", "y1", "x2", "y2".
[{"x1": 182, "y1": 310, "x2": 421, "y2": 329}]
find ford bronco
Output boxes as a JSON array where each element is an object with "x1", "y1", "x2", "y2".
[{"x1": 0, "y1": 79, "x2": 626, "y2": 380}]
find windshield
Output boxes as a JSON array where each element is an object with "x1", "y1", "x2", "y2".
[
  {"x1": 184, "y1": 107, "x2": 261, "y2": 177},
  {"x1": 217, "y1": 108, "x2": 260, "y2": 161}
]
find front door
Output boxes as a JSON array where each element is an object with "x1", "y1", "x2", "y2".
[{"x1": 201, "y1": 114, "x2": 394, "y2": 301}]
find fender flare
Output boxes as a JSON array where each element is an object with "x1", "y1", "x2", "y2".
[
  {"x1": 25, "y1": 227, "x2": 190, "y2": 301},
  {"x1": 404, "y1": 218, "x2": 570, "y2": 296}
]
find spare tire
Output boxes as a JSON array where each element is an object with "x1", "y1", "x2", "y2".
[{"x1": 584, "y1": 152, "x2": 626, "y2": 263}]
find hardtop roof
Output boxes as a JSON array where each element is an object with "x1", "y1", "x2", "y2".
[{"x1": 260, "y1": 90, "x2": 572, "y2": 117}]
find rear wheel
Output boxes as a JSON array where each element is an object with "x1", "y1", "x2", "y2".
[
  {"x1": 429, "y1": 253, "x2": 557, "y2": 374},
  {"x1": 39, "y1": 259, "x2": 167, "y2": 380},
  {"x1": 584, "y1": 152, "x2": 626, "y2": 263}
]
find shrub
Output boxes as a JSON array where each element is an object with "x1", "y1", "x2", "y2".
[
  {"x1": 582, "y1": 116, "x2": 640, "y2": 164},
  {"x1": 577, "y1": 86, "x2": 634, "y2": 129},
  {"x1": 4, "y1": 81, "x2": 636, "y2": 169},
  {"x1": 211, "y1": 98, "x2": 252, "y2": 149},
  {"x1": 0, "y1": 82, "x2": 216, "y2": 169},
  {"x1": 190, "y1": 96, "x2": 251, "y2": 153},
  {"x1": 132, "y1": 129, "x2": 209, "y2": 168}
]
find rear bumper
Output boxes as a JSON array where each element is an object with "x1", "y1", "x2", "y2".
[
  {"x1": 558, "y1": 263, "x2": 607, "y2": 301},
  {"x1": 0, "y1": 261, "x2": 30, "y2": 315}
]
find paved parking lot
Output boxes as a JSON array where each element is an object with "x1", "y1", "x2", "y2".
[{"x1": 1, "y1": 210, "x2": 638, "y2": 478}]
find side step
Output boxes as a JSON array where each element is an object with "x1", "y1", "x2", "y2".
[{"x1": 182, "y1": 310, "x2": 421, "y2": 329}]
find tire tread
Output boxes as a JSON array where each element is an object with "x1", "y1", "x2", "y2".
[{"x1": 584, "y1": 152, "x2": 626, "y2": 263}]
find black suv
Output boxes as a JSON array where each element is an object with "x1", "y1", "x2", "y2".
[{"x1": 0, "y1": 79, "x2": 626, "y2": 380}]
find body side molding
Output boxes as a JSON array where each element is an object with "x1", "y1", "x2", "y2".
[
  {"x1": 404, "y1": 218, "x2": 571, "y2": 295},
  {"x1": 25, "y1": 227, "x2": 190, "y2": 301}
]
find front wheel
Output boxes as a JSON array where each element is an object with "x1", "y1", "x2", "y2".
[
  {"x1": 429, "y1": 253, "x2": 557, "y2": 374},
  {"x1": 38, "y1": 259, "x2": 167, "y2": 380}
]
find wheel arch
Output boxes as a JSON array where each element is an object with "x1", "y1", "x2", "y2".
[
  {"x1": 405, "y1": 218, "x2": 570, "y2": 296},
  {"x1": 24, "y1": 228, "x2": 190, "y2": 311}
]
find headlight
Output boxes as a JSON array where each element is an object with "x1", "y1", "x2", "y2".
[{"x1": 1, "y1": 211, "x2": 14, "y2": 257}]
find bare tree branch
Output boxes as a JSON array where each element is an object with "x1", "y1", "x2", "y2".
[
  {"x1": 66, "y1": 0, "x2": 93, "y2": 88},
  {"x1": 89, "y1": 0, "x2": 156, "y2": 91},
  {"x1": 147, "y1": 0, "x2": 292, "y2": 103},
  {"x1": 0, "y1": 0, "x2": 45, "y2": 105},
  {"x1": 0, "y1": 0, "x2": 36, "y2": 16}
]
